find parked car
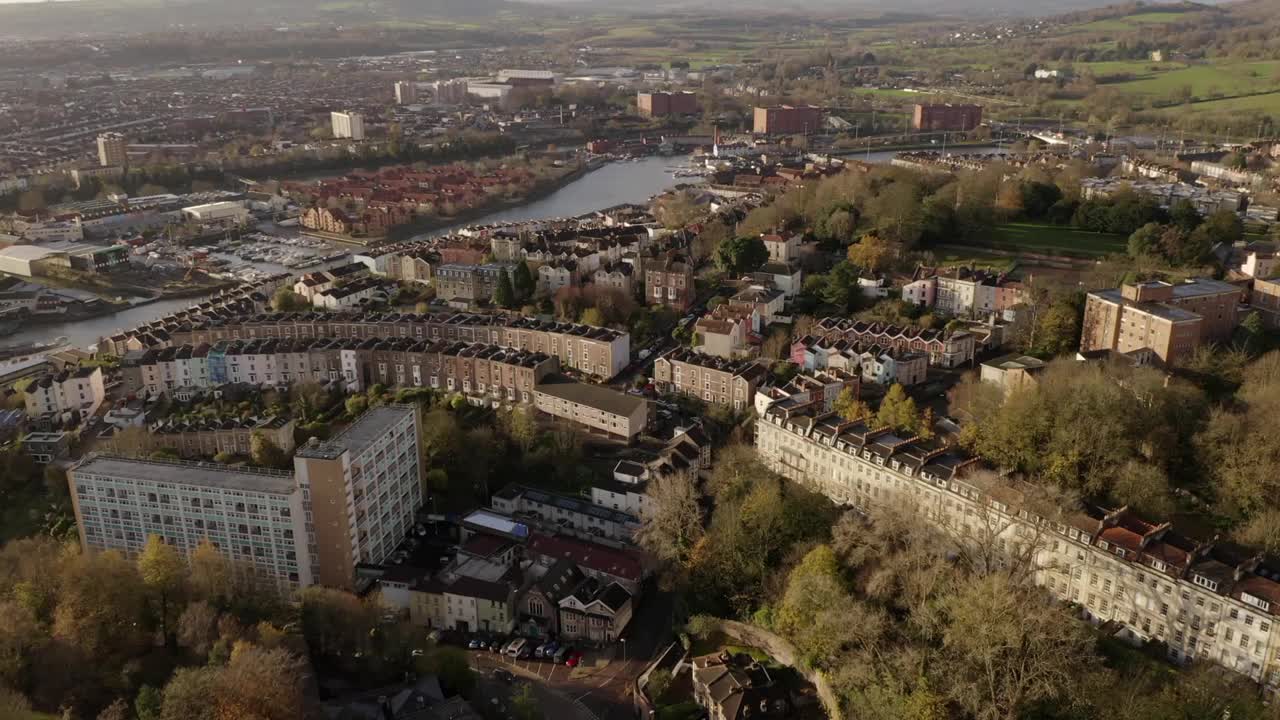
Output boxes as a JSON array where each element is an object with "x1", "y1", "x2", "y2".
[
  {"x1": 538, "y1": 641, "x2": 559, "y2": 659},
  {"x1": 565, "y1": 650, "x2": 583, "y2": 668},
  {"x1": 505, "y1": 638, "x2": 528, "y2": 658},
  {"x1": 501, "y1": 639, "x2": 521, "y2": 655},
  {"x1": 516, "y1": 645, "x2": 533, "y2": 660},
  {"x1": 552, "y1": 646, "x2": 573, "y2": 664},
  {"x1": 468, "y1": 637, "x2": 486, "y2": 650}
]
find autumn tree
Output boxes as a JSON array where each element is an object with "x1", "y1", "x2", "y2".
[
  {"x1": 494, "y1": 268, "x2": 515, "y2": 308},
  {"x1": 139, "y1": 535, "x2": 187, "y2": 647},
  {"x1": 833, "y1": 387, "x2": 871, "y2": 423},
  {"x1": 876, "y1": 384, "x2": 919, "y2": 434},
  {"x1": 846, "y1": 233, "x2": 893, "y2": 273}
]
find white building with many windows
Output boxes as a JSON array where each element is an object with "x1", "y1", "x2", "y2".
[
  {"x1": 754, "y1": 403, "x2": 1280, "y2": 689},
  {"x1": 68, "y1": 456, "x2": 314, "y2": 590}
]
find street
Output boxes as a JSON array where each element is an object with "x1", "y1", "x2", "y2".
[{"x1": 468, "y1": 585, "x2": 675, "y2": 719}]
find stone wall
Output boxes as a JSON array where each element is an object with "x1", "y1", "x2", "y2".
[{"x1": 708, "y1": 619, "x2": 843, "y2": 720}]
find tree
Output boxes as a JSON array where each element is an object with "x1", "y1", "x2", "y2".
[
  {"x1": 420, "y1": 408, "x2": 463, "y2": 468},
  {"x1": 160, "y1": 643, "x2": 304, "y2": 720},
  {"x1": 250, "y1": 432, "x2": 288, "y2": 469},
  {"x1": 1126, "y1": 222, "x2": 1163, "y2": 259},
  {"x1": 290, "y1": 381, "x2": 329, "y2": 422},
  {"x1": 513, "y1": 261, "x2": 536, "y2": 301},
  {"x1": 494, "y1": 268, "x2": 515, "y2": 308},
  {"x1": 344, "y1": 394, "x2": 368, "y2": 417},
  {"x1": 715, "y1": 236, "x2": 768, "y2": 274},
  {"x1": 833, "y1": 387, "x2": 871, "y2": 423},
  {"x1": 188, "y1": 540, "x2": 232, "y2": 605},
  {"x1": 653, "y1": 190, "x2": 703, "y2": 229},
  {"x1": 876, "y1": 384, "x2": 919, "y2": 434},
  {"x1": 502, "y1": 406, "x2": 539, "y2": 453},
  {"x1": 139, "y1": 535, "x2": 187, "y2": 647},
  {"x1": 847, "y1": 233, "x2": 893, "y2": 273},
  {"x1": 97, "y1": 699, "x2": 131, "y2": 720},
  {"x1": 942, "y1": 574, "x2": 1092, "y2": 720},
  {"x1": 136, "y1": 684, "x2": 163, "y2": 720},
  {"x1": 271, "y1": 287, "x2": 308, "y2": 312},
  {"x1": 579, "y1": 307, "x2": 605, "y2": 327},
  {"x1": 637, "y1": 471, "x2": 704, "y2": 568}
]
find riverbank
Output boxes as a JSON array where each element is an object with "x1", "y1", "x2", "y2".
[{"x1": 2, "y1": 155, "x2": 686, "y2": 351}]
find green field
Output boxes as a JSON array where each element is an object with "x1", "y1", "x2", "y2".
[
  {"x1": 1095, "y1": 60, "x2": 1280, "y2": 98},
  {"x1": 932, "y1": 248, "x2": 1018, "y2": 272},
  {"x1": 988, "y1": 223, "x2": 1128, "y2": 258},
  {"x1": 1075, "y1": 11, "x2": 1197, "y2": 32}
]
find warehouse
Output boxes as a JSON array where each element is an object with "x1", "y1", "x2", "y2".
[{"x1": 181, "y1": 201, "x2": 250, "y2": 225}]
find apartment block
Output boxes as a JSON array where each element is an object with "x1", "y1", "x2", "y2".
[
  {"x1": 755, "y1": 403, "x2": 1280, "y2": 689},
  {"x1": 636, "y1": 91, "x2": 698, "y2": 118},
  {"x1": 68, "y1": 455, "x2": 314, "y2": 589},
  {"x1": 533, "y1": 376, "x2": 649, "y2": 441},
  {"x1": 1081, "y1": 279, "x2": 1245, "y2": 365},
  {"x1": 294, "y1": 405, "x2": 422, "y2": 589},
  {"x1": 753, "y1": 105, "x2": 822, "y2": 135},
  {"x1": 911, "y1": 103, "x2": 983, "y2": 132},
  {"x1": 96, "y1": 132, "x2": 127, "y2": 167},
  {"x1": 330, "y1": 111, "x2": 366, "y2": 141},
  {"x1": 394, "y1": 81, "x2": 418, "y2": 105},
  {"x1": 652, "y1": 347, "x2": 766, "y2": 410}
]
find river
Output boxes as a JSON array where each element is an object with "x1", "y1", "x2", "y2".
[{"x1": 7, "y1": 148, "x2": 1002, "y2": 352}]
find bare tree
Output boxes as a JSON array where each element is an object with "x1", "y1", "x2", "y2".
[{"x1": 636, "y1": 470, "x2": 704, "y2": 568}]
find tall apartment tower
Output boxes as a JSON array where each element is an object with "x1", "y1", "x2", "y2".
[
  {"x1": 394, "y1": 81, "x2": 418, "y2": 105},
  {"x1": 96, "y1": 132, "x2": 127, "y2": 167},
  {"x1": 330, "y1": 111, "x2": 366, "y2": 140},
  {"x1": 293, "y1": 404, "x2": 422, "y2": 588},
  {"x1": 66, "y1": 405, "x2": 423, "y2": 592}
]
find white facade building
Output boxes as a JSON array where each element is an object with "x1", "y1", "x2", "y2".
[{"x1": 331, "y1": 111, "x2": 366, "y2": 141}]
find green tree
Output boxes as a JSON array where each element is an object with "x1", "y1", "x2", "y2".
[
  {"x1": 715, "y1": 236, "x2": 769, "y2": 274},
  {"x1": 344, "y1": 394, "x2": 369, "y2": 417},
  {"x1": 494, "y1": 268, "x2": 515, "y2": 308},
  {"x1": 271, "y1": 287, "x2": 308, "y2": 312},
  {"x1": 420, "y1": 408, "x2": 463, "y2": 468},
  {"x1": 876, "y1": 384, "x2": 919, "y2": 434},
  {"x1": 502, "y1": 406, "x2": 539, "y2": 453},
  {"x1": 136, "y1": 684, "x2": 163, "y2": 720},
  {"x1": 513, "y1": 261, "x2": 536, "y2": 301},
  {"x1": 250, "y1": 432, "x2": 288, "y2": 469},
  {"x1": 1126, "y1": 222, "x2": 1163, "y2": 259}
]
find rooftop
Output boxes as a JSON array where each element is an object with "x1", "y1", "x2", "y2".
[
  {"x1": 295, "y1": 404, "x2": 413, "y2": 460},
  {"x1": 71, "y1": 454, "x2": 296, "y2": 494},
  {"x1": 534, "y1": 376, "x2": 647, "y2": 418}
]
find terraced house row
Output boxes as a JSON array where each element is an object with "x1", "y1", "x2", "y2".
[
  {"x1": 755, "y1": 403, "x2": 1280, "y2": 690},
  {"x1": 104, "y1": 310, "x2": 630, "y2": 380},
  {"x1": 122, "y1": 337, "x2": 558, "y2": 401}
]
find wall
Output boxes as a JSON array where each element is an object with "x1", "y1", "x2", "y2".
[{"x1": 703, "y1": 618, "x2": 844, "y2": 720}]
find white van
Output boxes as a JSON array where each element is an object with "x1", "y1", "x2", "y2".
[{"x1": 505, "y1": 638, "x2": 528, "y2": 658}]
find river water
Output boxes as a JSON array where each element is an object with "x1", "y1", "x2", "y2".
[{"x1": 8, "y1": 148, "x2": 1000, "y2": 351}]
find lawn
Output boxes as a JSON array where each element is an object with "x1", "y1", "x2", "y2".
[
  {"x1": 988, "y1": 223, "x2": 1128, "y2": 258},
  {"x1": 932, "y1": 248, "x2": 1017, "y2": 273},
  {"x1": 1090, "y1": 60, "x2": 1280, "y2": 99}
]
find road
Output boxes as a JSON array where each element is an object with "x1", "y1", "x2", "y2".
[{"x1": 469, "y1": 585, "x2": 676, "y2": 719}]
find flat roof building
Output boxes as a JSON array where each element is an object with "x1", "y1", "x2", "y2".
[
  {"x1": 533, "y1": 376, "x2": 649, "y2": 441},
  {"x1": 1081, "y1": 278, "x2": 1245, "y2": 365}
]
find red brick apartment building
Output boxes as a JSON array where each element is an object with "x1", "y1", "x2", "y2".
[
  {"x1": 911, "y1": 103, "x2": 983, "y2": 132},
  {"x1": 753, "y1": 105, "x2": 823, "y2": 135},
  {"x1": 637, "y1": 91, "x2": 699, "y2": 118}
]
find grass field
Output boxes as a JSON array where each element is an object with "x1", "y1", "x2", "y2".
[
  {"x1": 989, "y1": 223, "x2": 1128, "y2": 258},
  {"x1": 1075, "y1": 11, "x2": 1198, "y2": 32},
  {"x1": 932, "y1": 248, "x2": 1018, "y2": 272}
]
